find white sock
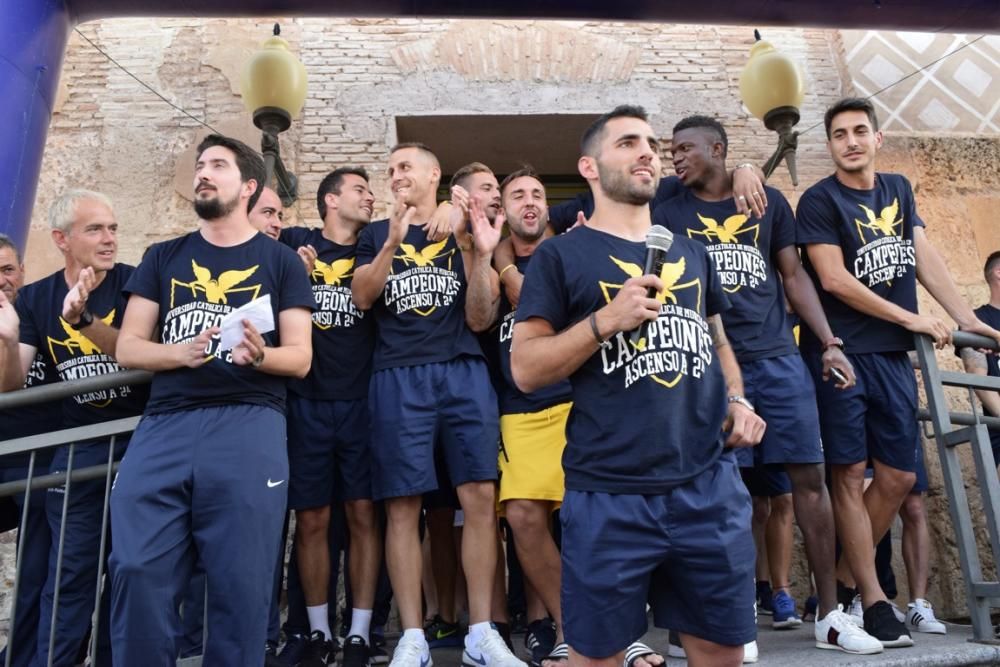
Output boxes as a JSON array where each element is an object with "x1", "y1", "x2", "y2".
[
  {"x1": 307, "y1": 604, "x2": 333, "y2": 641},
  {"x1": 465, "y1": 621, "x2": 492, "y2": 653},
  {"x1": 348, "y1": 608, "x2": 373, "y2": 641}
]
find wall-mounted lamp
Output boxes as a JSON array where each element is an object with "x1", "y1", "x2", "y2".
[
  {"x1": 739, "y1": 30, "x2": 805, "y2": 185},
  {"x1": 240, "y1": 23, "x2": 308, "y2": 206}
]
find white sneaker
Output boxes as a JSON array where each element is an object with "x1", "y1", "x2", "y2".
[
  {"x1": 462, "y1": 627, "x2": 527, "y2": 667},
  {"x1": 390, "y1": 634, "x2": 432, "y2": 667},
  {"x1": 847, "y1": 594, "x2": 864, "y2": 626},
  {"x1": 815, "y1": 605, "x2": 884, "y2": 654},
  {"x1": 907, "y1": 599, "x2": 947, "y2": 634},
  {"x1": 742, "y1": 640, "x2": 758, "y2": 664}
]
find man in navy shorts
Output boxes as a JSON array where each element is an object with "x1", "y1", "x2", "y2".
[
  {"x1": 352, "y1": 143, "x2": 523, "y2": 667},
  {"x1": 959, "y1": 250, "x2": 1000, "y2": 470},
  {"x1": 796, "y1": 97, "x2": 1000, "y2": 648},
  {"x1": 110, "y1": 134, "x2": 314, "y2": 666},
  {"x1": 280, "y1": 166, "x2": 382, "y2": 667},
  {"x1": 655, "y1": 115, "x2": 881, "y2": 654},
  {"x1": 512, "y1": 105, "x2": 766, "y2": 667}
]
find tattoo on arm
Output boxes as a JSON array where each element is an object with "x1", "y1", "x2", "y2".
[
  {"x1": 708, "y1": 315, "x2": 729, "y2": 348},
  {"x1": 961, "y1": 347, "x2": 988, "y2": 371}
]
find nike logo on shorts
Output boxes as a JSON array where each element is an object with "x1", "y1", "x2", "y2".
[{"x1": 267, "y1": 479, "x2": 285, "y2": 488}]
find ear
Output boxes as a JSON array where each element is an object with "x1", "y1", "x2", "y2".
[
  {"x1": 243, "y1": 178, "x2": 259, "y2": 200},
  {"x1": 325, "y1": 192, "x2": 338, "y2": 211},
  {"x1": 712, "y1": 141, "x2": 725, "y2": 159},
  {"x1": 578, "y1": 155, "x2": 598, "y2": 181},
  {"x1": 873, "y1": 130, "x2": 884, "y2": 150},
  {"x1": 51, "y1": 228, "x2": 69, "y2": 253},
  {"x1": 431, "y1": 165, "x2": 442, "y2": 186}
]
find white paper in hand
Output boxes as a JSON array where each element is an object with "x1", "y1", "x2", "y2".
[{"x1": 219, "y1": 294, "x2": 274, "y2": 351}]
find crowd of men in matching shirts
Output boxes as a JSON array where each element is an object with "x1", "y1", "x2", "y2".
[{"x1": 1, "y1": 96, "x2": 1000, "y2": 667}]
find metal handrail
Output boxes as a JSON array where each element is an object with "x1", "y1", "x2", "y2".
[{"x1": 0, "y1": 368, "x2": 150, "y2": 410}]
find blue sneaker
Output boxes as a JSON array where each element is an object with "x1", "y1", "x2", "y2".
[{"x1": 773, "y1": 590, "x2": 803, "y2": 629}]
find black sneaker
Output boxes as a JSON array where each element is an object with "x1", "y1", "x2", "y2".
[
  {"x1": 300, "y1": 630, "x2": 336, "y2": 667},
  {"x1": 265, "y1": 640, "x2": 282, "y2": 667},
  {"x1": 342, "y1": 634, "x2": 371, "y2": 667},
  {"x1": 425, "y1": 614, "x2": 464, "y2": 649},
  {"x1": 368, "y1": 628, "x2": 389, "y2": 665},
  {"x1": 863, "y1": 601, "x2": 914, "y2": 648},
  {"x1": 837, "y1": 581, "x2": 858, "y2": 611},
  {"x1": 525, "y1": 618, "x2": 556, "y2": 667},
  {"x1": 277, "y1": 633, "x2": 310, "y2": 666}
]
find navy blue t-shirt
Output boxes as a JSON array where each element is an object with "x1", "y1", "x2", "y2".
[
  {"x1": 796, "y1": 173, "x2": 923, "y2": 354},
  {"x1": 124, "y1": 231, "x2": 315, "y2": 415},
  {"x1": 654, "y1": 185, "x2": 798, "y2": 362},
  {"x1": 16, "y1": 265, "x2": 148, "y2": 427},
  {"x1": 492, "y1": 253, "x2": 572, "y2": 415},
  {"x1": 280, "y1": 227, "x2": 374, "y2": 400},
  {"x1": 548, "y1": 176, "x2": 684, "y2": 234},
  {"x1": 355, "y1": 221, "x2": 482, "y2": 372},
  {"x1": 515, "y1": 226, "x2": 730, "y2": 494}
]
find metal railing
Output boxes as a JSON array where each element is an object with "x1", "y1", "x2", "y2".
[
  {"x1": 0, "y1": 370, "x2": 149, "y2": 667},
  {"x1": 915, "y1": 330, "x2": 1000, "y2": 643}
]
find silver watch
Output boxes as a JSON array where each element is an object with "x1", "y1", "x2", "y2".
[{"x1": 727, "y1": 395, "x2": 755, "y2": 412}]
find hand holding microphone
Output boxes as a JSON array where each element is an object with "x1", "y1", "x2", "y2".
[
  {"x1": 628, "y1": 225, "x2": 674, "y2": 349},
  {"x1": 596, "y1": 226, "x2": 674, "y2": 345}
]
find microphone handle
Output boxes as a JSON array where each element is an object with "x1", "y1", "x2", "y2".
[{"x1": 628, "y1": 249, "x2": 666, "y2": 348}]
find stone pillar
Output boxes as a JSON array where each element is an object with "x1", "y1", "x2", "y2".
[{"x1": 0, "y1": 0, "x2": 71, "y2": 253}]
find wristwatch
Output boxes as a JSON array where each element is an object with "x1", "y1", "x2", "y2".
[
  {"x1": 251, "y1": 349, "x2": 265, "y2": 369},
  {"x1": 727, "y1": 395, "x2": 755, "y2": 412},
  {"x1": 70, "y1": 310, "x2": 94, "y2": 331}
]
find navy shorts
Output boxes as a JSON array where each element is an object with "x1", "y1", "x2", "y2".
[
  {"x1": 806, "y1": 351, "x2": 918, "y2": 472},
  {"x1": 736, "y1": 354, "x2": 823, "y2": 467},
  {"x1": 287, "y1": 395, "x2": 373, "y2": 508},
  {"x1": 560, "y1": 453, "x2": 756, "y2": 657},
  {"x1": 369, "y1": 358, "x2": 500, "y2": 501},
  {"x1": 741, "y1": 464, "x2": 792, "y2": 497}
]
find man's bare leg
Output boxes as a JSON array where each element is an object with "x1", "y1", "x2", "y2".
[
  {"x1": 785, "y1": 463, "x2": 837, "y2": 615},
  {"x1": 344, "y1": 498, "x2": 383, "y2": 642},
  {"x1": 678, "y1": 634, "x2": 742, "y2": 667},
  {"x1": 296, "y1": 505, "x2": 333, "y2": 639}
]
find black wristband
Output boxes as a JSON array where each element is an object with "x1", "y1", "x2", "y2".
[{"x1": 589, "y1": 312, "x2": 605, "y2": 345}]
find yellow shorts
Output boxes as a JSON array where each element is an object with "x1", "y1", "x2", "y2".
[{"x1": 498, "y1": 401, "x2": 571, "y2": 506}]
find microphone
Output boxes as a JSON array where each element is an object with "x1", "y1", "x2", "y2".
[{"x1": 629, "y1": 225, "x2": 674, "y2": 349}]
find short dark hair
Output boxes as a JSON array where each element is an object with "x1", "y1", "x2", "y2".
[
  {"x1": 389, "y1": 142, "x2": 440, "y2": 168},
  {"x1": 196, "y1": 134, "x2": 267, "y2": 212},
  {"x1": 449, "y1": 162, "x2": 493, "y2": 191},
  {"x1": 500, "y1": 165, "x2": 544, "y2": 198},
  {"x1": 581, "y1": 105, "x2": 649, "y2": 157},
  {"x1": 672, "y1": 115, "x2": 728, "y2": 158},
  {"x1": 824, "y1": 97, "x2": 879, "y2": 139},
  {"x1": 0, "y1": 233, "x2": 19, "y2": 263},
  {"x1": 985, "y1": 251, "x2": 1000, "y2": 282},
  {"x1": 317, "y1": 167, "x2": 370, "y2": 219}
]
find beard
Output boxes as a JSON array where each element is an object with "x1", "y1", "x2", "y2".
[
  {"x1": 597, "y1": 161, "x2": 658, "y2": 206},
  {"x1": 194, "y1": 191, "x2": 240, "y2": 220},
  {"x1": 509, "y1": 213, "x2": 547, "y2": 243}
]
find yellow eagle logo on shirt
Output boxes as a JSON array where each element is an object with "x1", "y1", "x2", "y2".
[
  {"x1": 312, "y1": 258, "x2": 354, "y2": 285},
  {"x1": 170, "y1": 260, "x2": 261, "y2": 307},
  {"x1": 688, "y1": 213, "x2": 760, "y2": 246},
  {"x1": 395, "y1": 239, "x2": 453, "y2": 270},
  {"x1": 855, "y1": 199, "x2": 902, "y2": 242},
  {"x1": 47, "y1": 310, "x2": 116, "y2": 358},
  {"x1": 599, "y1": 255, "x2": 702, "y2": 388}
]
